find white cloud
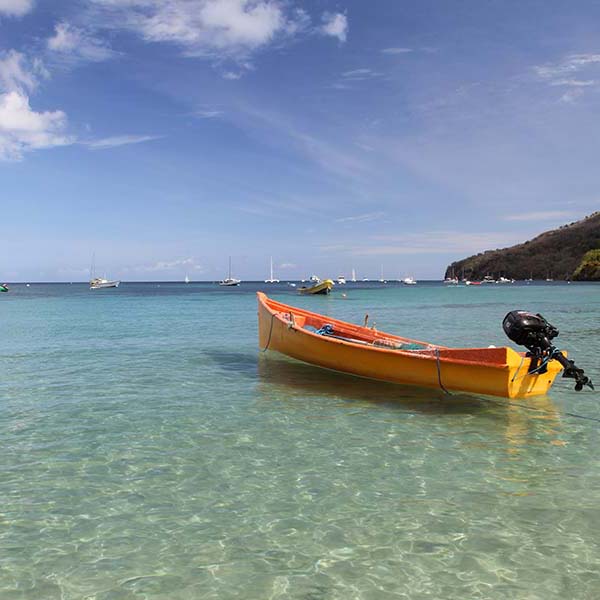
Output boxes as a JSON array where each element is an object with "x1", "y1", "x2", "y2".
[
  {"x1": 230, "y1": 104, "x2": 370, "y2": 179},
  {"x1": 0, "y1": 91, "x2": 71, "y2": 160},
  {"x1": 47, "y1": 22, "x2": 115, "y2": 63},
  {"x1": 85, "y1": 134, "x2": 162, "y2": 150},
  {"x1": 92, "y1": 0, "x2": 309, "y2": 57},
  {"x1": 320, "y1": 12, "x2": 347, "y2": 42},
  {"x1": 535, "y1": 54, "x2": 600, "y2": 79},
  {"x1": 560, "y1": 88, "x2": 585, "y2": 103},
  {"x1": 335, "y1": 212, "x2": 384, "y2": 223},
  {"x1": 336, "y1": 68, "x2": 381, "y2": 87},
  {"x1": 321, "y1": 231, "x2": 527, "y2": 256},
  {"x1": 222, "y1": 70, "x2": 242, "y2": 80},
  {"x1": 138, "y1": 257, "x2": 204, "y2": 272},
  {"x1": 341, "y1": 68, "x2": 380, "y2": 81},
  {"x1": 279, "y1": 262, "x2": 296, "y2": 269},
  {"x1": 549, "y1": 79, "x2": 596, "y2": 87},
  {"x1": 0, "y1": 51, "x2": 71, "y2": 160},
  {"x1": 0, "y1": 50, "x2": 41, "y2": 93},
  {"x1": 195, "y1": 109, "x2": 223, "y2": 118},
  {"x1": 0, "y1": 0, "x2": 33, "y2": 17},
  {"x1": 503, "y1": 210, "x2": 573, "y2": 222},
  {"x1": 535, "y1": 54, "x2": 600, "y2": 102},
  {"x1": 381, "y1": 47, "x2": 412, "y2": 55}
]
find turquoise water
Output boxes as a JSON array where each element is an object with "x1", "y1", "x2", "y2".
[{"x1": 1, "y1": 282, "x2": 599, "y2": 599}]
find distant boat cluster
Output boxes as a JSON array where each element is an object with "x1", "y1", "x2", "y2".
[
  {"x1": 216, "y1": 259, "x2": 420, "y2": 292},
  {"x1": 23, "y1": 255, "x2": 563, "y2": 293}
]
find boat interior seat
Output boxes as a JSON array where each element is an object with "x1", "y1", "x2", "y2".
[{"x1": 276, "y1": 311, "x2": 307, "y2": 328}]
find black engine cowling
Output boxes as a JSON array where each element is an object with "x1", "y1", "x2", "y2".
[
  {"x1": 502, "y1": 310, "x2": 558, "y2": 352},
  {"x1": 502, "y1": 310, "x2": 593, "y2": 392}
]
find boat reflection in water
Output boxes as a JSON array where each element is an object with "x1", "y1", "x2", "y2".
[{"x1": 257, "y1": 354, "x2": 563, "y2": 450}]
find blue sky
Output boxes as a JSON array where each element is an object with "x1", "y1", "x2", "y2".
[{"x1": 1, "y1": 0, "x2": 599, "y2": 281}]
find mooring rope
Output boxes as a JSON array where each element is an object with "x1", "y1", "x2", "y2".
[
  {"x1": 260, "y1": 312, "x2": 276, "y2": 353},
  {"x1": 435, "y1": 348, "x2": 452, "y2": 395}
]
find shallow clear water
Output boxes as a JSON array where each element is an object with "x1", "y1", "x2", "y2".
[{"x1": 1, "y1": 282, "x2": 599, "y2": 599}]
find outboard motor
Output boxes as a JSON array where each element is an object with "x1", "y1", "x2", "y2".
[{"x1": 503, "y1": 311, "x2": 593, "y2": 391}]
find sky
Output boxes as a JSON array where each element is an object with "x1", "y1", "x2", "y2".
[{"x1": 1, "y1": 0, "x2": 600, "y2": 281}]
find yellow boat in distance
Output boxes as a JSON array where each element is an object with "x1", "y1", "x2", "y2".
[
  {"x1": 257, "y1": 292, "x2": 566, "y2": 399},
  {"x1": 298, "y1": 279, "x2": 334, "y2": 295}
]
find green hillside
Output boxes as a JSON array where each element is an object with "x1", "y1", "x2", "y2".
[
  {"x1": 445, "y1": 212, "x2": 600, "y2": 281},
  {"x1": 573, "y1": 249, "x2": 600, "y2": 281}
]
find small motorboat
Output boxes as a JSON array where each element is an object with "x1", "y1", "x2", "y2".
[
  {"x1": 0, "y1": 283, "x2": 8, "y2": 292},
  {"x1": 298, "y1": 279, "x2": 334, "y2": 295},
  {"x1": 90, "y1": 278, "x2": 120, "y2": 289},
  {"x1": 257, "y1": 293, "x2": 593, "y2": 398}
]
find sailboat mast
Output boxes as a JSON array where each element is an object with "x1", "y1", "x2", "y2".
[{"x1": 228, "y1": 256, "x2": 232, "y2": 280}]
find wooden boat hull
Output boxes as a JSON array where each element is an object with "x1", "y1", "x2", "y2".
[
  {"x1": 298, "y1": 279, "x2": 333, "y2": 295},
  {"x1": 257, "y1": 293, "x2": 563, "y2": 399}
]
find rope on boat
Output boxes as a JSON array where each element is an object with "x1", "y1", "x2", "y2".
[
  {"x1": 260, "y1": 312, "x2": 276, "y2": 353},
  {"x1": 527, "y1": 348, "x2": 562, "y2": 374},
  {"x1": 511, "y1": 348, "x2": 562, "y2": 383},
  {"x1": 435, "y1": 348, "x2": 452, "y2": 396},
  {"x1": 511, "y1": 355, "x2": 526, "y2": 383}
]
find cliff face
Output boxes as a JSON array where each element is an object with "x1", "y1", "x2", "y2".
[{"x1": 444, "y1": 212, "x2": 600, "y2": 281}]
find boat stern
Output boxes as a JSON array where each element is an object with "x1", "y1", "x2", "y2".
[{"x1": 506, "y1": 348, "x2": 564, "y2": 398}]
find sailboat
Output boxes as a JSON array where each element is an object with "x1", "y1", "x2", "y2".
[
  {"x1": 89, "y1": 253, "x2": 120, "y2": 289},
  {"x1": 351, "y1": 268, "x2": 357, "y2": 283},
  {"x1": 379, "y1": 265, "x2": 387, "y2": 283},
  {"x1": 219, "y1": 256, "x2": 241, "y2": 286},
  {"x1": 184, "y1": 275, "x2": 190, "y2": 284},
  {"x1": 444, "y1": 268, "x2": 459, "y2": 285},
  {"x1": 264, "y1": 257, "x2": 279, "y2": 283}
]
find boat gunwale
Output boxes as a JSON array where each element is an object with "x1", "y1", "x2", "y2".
[{"x1": 257, "y1": 292, "x2": 540, "y2": 371}]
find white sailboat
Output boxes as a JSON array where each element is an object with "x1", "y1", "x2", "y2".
[
  {"x1": 219, "y1": 256, "x2": 241, "y2": 286},
  {"x1": 402, "y1": 276, "x2": 417, "y2": 285},
  {"x1": 89, "y1": 253, "x2": 120, "y2": 289},
  {"x1": 351, "y1": 268, "x2": 357, "y2": 282},
  {"x1": 264, "y1": 257, "x2": 280, "y2": 283},
  {"x1": 379, "y1": 265, "x2": 387, "y2": 283},
  {"x1": 184, "y1": 275, "x2": 190, "y2": 284}
]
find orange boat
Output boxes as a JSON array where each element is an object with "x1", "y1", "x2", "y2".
[{"x1": 257, "y1": 292, "x2": 566, "y2": 399}]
